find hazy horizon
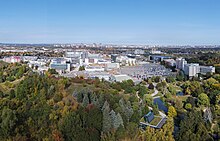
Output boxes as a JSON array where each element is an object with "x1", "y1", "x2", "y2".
[{"x1": 1, "y1": 0, "x2": 220, "y2": 45}]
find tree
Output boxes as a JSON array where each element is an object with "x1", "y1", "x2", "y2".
[
  {"x1": 115, "y1": 113, "x2": 124, "y2": 129},
  {"x1": 118, "y1": 98, "x2": 134, "y2": 123},
  {"x1": 154, "y1": 76, "x2": 161, "y2": 83},
  {"x1": 0, "y1": 107, "x2": 17, "y2": 138},
  {"x1": 48, "y1": 68, "x2": 58, "y2": 75},
  {"x1": 198, "y1": 93, "x2": 210, "y2": 106},
  {"x1": 148, "y1": 83, "x2": 154, "y2": 89},
  {"x1": 59, "y1": 111, "x2": 84, "y2": 141},
  {"x1": 166, "y1": 76, "x2": 176, "y2": 83},
  {"x1": 138, "y1": 85, "x2": 148, "y2": 98},
  {"x1": 152, "y1": 104, "x2": 159, "y2": 115},
  {"x1": 176, "y1": 110, "x2": 213, "y2": 141},
  {"x1": 79, "y1": 66, "x2": 85, "y2": 71},
  {"x1": 9, "y1": 89, "x2": 15, "y2": 99},
  {"x1": 175, "y1": 99, "x2": 183, "y2": 110},
  {"x1": 168, "y1": 106, "x2": 177, "y2": 118},
  {"x1": 0, "y1": 90, "x2": 4, "y2": 98},
  {"x1": 86, "y1": 105, "x2": 102, "y2": 141},
  {"x1": 144, "y1": 95, "x2": 153, "y2": 106},
  {"x1": 109, "y1": 110, "x2": 116, "y2": 129},
  {"x1": 189, "y1": 81, "x2": 204, "y2": 97},
  {"x1": 184, "y1": 87, "x2": 191, "y2": 95},
  {"x1": 185, "y1": 103, "x2": 192, "y2": 110},
  {"x1": 176, "y1": 71, "x2": 185, "y2": 81},
  {"x1": 91, "y1": 94, "x2": 100, "y2": 108},
  {"x1": 168, "y1": 85, "x2": 177, "y2": 95},
  {"x1": 204, "y1": 77, "x2": 218, "y2": 89},
  {"x1": 186, "y1": 97, "x2": 196, "y2": 107},
  {"x1": 102, "y1": 101, "x2": 112, "y2": 133},
  {"x1": 138, "y1": 118, "x2": 175, "y2": 141},
  {"x1": 82, "y1": 93, "x2": 89, "y2": 107}
]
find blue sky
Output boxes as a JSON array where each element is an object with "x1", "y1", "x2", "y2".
[{"x1": 0, "y1": 0, "x2": 220, "y2": 45}]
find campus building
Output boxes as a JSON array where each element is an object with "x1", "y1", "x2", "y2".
[
  {"x1": 184, "y1": 63, "x2": 200, "y2": 77},
  {"x1": 200, "y1": 66, "x2": 215, "y2": 74},
  {"x1": 176, "y1": 58, "x2": 187, "y2": 70}
]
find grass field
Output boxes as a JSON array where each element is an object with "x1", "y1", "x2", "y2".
[
  {"x1": 150, "y1": 116, "x2": 162, "y2": 126},
  {"x1": 0, "y1": 76, "x2": 25, "y2": 93}
]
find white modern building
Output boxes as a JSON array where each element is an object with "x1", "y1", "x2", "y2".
[
  {"x1": 176, "y1": 58, "x2": 187, "y2": 70},
  {"x1": 65, "y1": 51, "x2": 102, "y2": 65},
  {"x1": 200, "y1": 66, "x2": 215, "y2": 74},
  {"x1": 110, "y1": 74, "x2": 132, "y2": 82},
  {"x1": 88, "y1": 72, "x2": 111, "y2": 81},
  {"x1": 184, "y1": 63, "x2": 200, "y2": 77},
  {"x1": 22, "y1": 56, "x2": 38, "y2": 62},
  {"x1": 164, "y1": 59, "x2": 176, "y2": 67},
  {"x1": 105, "y1": 63, "x2": 120, "y2": 70},
  {"x1": 85, "y1": 66, "x2": 105, "y2": 72},
  {"x1": 50, "y1": 58, "x2": 69, "y2": 74},
  {"x1": 134, "y1": 49, "x2": 145, "y2": 55},
  {"x1": 176, "y1": 58, "x2": 215, "y2": 77},
  {"x1": 65, "y1": 51, "x2": 83, "y2": 58},
  {"x1": 117, "y1": 56, "x2": 136, "y2": 66}
]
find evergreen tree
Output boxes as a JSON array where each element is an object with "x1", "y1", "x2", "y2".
[
  {"x1": 176, "y1": 110, "x2": 213, "y2": 141},
  {"x1": 102, "y1": 101, "x2": 112, "y2": 133},
  {"x1": 82, "y1": 93, "x2": 89, "y2": 107},
  {"x1": 109, "y1": 110, "x2": 116, "y2": 129},
  {"x1": 119, "y1": 98, "x2": 134, "y2": 122},
  {"x1": 0, "y1": 107, "x2": 17, "y2": 138},
  {"x1": 115, "y1": 113, "x2": 124, "y2": 129},
  {"x1": 91, "y1": 94, "x2": 101, "y2": 108}
]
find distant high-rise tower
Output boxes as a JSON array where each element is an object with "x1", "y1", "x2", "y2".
[{"x1": 176, "y1": 58, "x2": 187, "y2": 70}]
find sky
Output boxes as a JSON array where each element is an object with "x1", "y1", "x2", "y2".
[{"x1": 0, "y1": 0, "x2": 220, "y2": 45}]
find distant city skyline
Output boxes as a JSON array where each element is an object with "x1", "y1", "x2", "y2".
[{"x1": 0, "y1": 0, "x2": 220, "y2": 45}]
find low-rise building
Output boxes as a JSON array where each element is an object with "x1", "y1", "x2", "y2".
[
  {"x1": 50, "y1": 58, "x2": 68, "y2": 74},
  {"x1": 117, "y1": 56, "x2": 136, "y2": 66},
  {"x1": 105, "y1": 63, "x2": 120, "y2": 70},
  {"x1": 149, "y1": 55, "x2": 171, "y2": 62},
  {"x1": 164, "y1": 59, "x2": 176, "y2": 67},
  {"x1": 85, "y1": 66, "x2": 105, "y2": 72},
  {"x1": 134, "y1": 49, "x2": 145, "y2": 55},
  {"x1": 22, "y1": 56, "x2": 38, "y2": 62},
  {"x1": 110, "y1": 74, "x2": 132, "y2": 82},
  {"x1": 3, "y1": 56, "x2": 21, "y2": 63},
  {"x1": 88, "y1": 72, "x2": 111, "y2": 81},
  {"x1": 200, "y1": 66, "x2": 215, "y2": 74}
]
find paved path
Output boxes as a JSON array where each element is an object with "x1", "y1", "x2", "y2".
[
  {"x1": 153, "y1": 96, "x2": 161, "y2": 99},
  {"x1": 151, "y1": 88, "x2": 158, "y2": 97},
  {"x1": 136, "y1": 91, "x2": 143, "y2": 104}
]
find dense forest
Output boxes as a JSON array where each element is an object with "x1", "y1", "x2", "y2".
[{"x1": 0, "y1": 61, "x2": 220, "y2": 141}]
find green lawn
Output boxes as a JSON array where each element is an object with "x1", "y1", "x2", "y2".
[
  {"x1": 140, "y1": 116, "x2": 162, "y2": 126},
  {"x1": 150, "y1": 116, "x2": 162, "y2": 126},
  {"x1": 140, "y1": 117, "x2": 145, "y2": 122},
  {"x1": 154, "y1": 92, "x2": 163, "y2": 97},
  {"x1": 0, "y1": 76, "x2": 25, "y2": 93}
]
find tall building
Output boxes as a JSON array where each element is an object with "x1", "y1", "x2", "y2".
[
  {"x1": 111, "y1": 54, "x2": 117, "y2": 63},
  {"x1": 184, "y1": 63, "x2": 200, "y2": 77},
  {"x1": 176, "y1": 58, "x2": 187, "y2": 70}
]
